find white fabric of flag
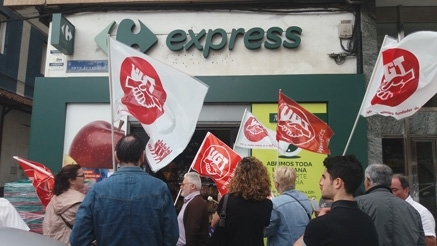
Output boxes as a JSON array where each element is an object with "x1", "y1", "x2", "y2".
[
  {"x1": 108, "y1": 37, "x2": 209, "y2": 172},
  {"x1": 233, "y1": 109, "x2": 301, "y2": 157},
  {"x1": 360, "y1": 31, "x2": 437, "y2": 120},
  {"x1": 234, "y1": 109, "x2": 277, "y2": 150}
]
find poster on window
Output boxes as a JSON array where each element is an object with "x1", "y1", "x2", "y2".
[
  {"x1": 252, "y1": 103, "x2": 329, "y2": 201},
  {"x1": 63, "y1": 103, "x2": 127, "y2": 193}
]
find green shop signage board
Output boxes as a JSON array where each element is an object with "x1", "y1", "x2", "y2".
[{"x1": 51, "y1": 14, "x2": 75, "y2": 55}]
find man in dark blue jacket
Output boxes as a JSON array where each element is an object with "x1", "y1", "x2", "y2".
[{"x1": 70, "y1": 134, "x2": 178, "y2": 246}]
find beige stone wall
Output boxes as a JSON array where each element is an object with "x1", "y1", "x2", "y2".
[{"x1": 4, "y1": 0, "x2": 244, "y2": 6}]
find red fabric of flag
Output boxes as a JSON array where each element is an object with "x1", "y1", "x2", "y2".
[
  {"x1": 14, "y1": 156, "x2": 54, "y2": 207},
  {"x1": 276, "y1": 91, "x2": 334, "y2": 155},
  {"x1": 192, "y1": 132, "x2": 242, "y2": 196}
]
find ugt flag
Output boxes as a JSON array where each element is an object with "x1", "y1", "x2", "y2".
[
  {"x1": 276, "y1": 91, "x2": 334, "y2": 155},
  {"x1": 108, "y1": 37, "x2": 209, "y2": 172},
  {"x1": 13, "y1": 156, "x2": 54, "y2": 207},
  {"x1": 360, "y1": 31, "x2": 437, "y2": 120},
  {"x1": 234, "y1": 109, "x2": 302, "y2": 157},
  {"x1": 234, "y1": 109, "x2": 277, "y2": 150},
  {"x1": 192, "y1": 132, "x2": 242, "y2": 196}
]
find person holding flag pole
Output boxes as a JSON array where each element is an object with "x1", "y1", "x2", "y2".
[{"x1": 174, "y1": 132, "x2": 242, "y2": 206}]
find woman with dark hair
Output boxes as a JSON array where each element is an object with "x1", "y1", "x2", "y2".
[
  {"x1": 43, "y1": 164, "x2": 85, "y2": 245},
  {"x1": 210, "y1": 156, "x2": 273, "y2": 246}
]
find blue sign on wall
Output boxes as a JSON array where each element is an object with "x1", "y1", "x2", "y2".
[{"x1": 67, "y1": 60, "x2": 108, "y2": 73}]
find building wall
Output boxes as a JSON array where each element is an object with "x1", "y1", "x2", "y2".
[
  {"x1": 44, "y1": 10, "x2": 356, "y2": 77},
  {"x1": 0, "y1": 107, "x2": 30, "y2": 186},
  {"x1": 30, "y1": 8, "x2": 369, "y2": 173},
  {"x1": 0, "y1": 4, "x2": 45, "y2": 189},
  {"x1": 0, "y1": 17, "x2": 45, "y2": 98}
]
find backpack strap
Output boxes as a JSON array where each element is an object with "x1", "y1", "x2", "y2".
[
  {"x1": 218, "y1": 194, "x2": 229, "y2": 227},
  {"x1": 58, "y1": 201, "x2": 81, "y2": 229},
  {"x1": 283, "y1": 193, "x2": 312, "y2": 221}
]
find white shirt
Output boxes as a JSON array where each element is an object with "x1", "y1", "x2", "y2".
[
  {"x1": 0, "y1": 198, "x2": 30, "y2": 231},
  {"x1": 406, "y1": 196, "x2": 436, "y2": 237}
]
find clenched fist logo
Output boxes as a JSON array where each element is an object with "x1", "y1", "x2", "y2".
[
  {"x1": 278, "y1": 104, "x2": 315, "y2": 146},
  {"x1": 244, "y1": 117, "x2": 269, "y2": 142},
  {"x1": 119, "y1": 57, "x2": 167, "y2": 124},
  {"x1": 202, "y1": 145, "x2": 231, "y2": 181},
  {"x1": 371, "y1": 48, "x2": 419, "y2": 107}
]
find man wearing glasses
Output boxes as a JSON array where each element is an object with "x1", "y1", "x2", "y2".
[{"x1": 177, "y1": 172, "x2": 209, "y2": 246}]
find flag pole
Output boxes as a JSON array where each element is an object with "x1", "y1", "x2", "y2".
[
  {"x1": 107, "y1": 35, "x2": 118, "y2": 171},
  {"x1": 173, "y1": 164, "x2": 195, "y2": 206},
  {"x1": 276, "y1": 89, "x2": 281, "y2": 169},
  {"x1": 342, "y1": 110, "x2": 362, "y2": 155},
  {"x1": 174, "y1": 132, "x2": 210, "y2": 206},
  {"x1": 342, "y1": 37, "x2": 387, "y2": 155},
  {"x1": 233, "y1": 108, "x2": 247, "y2": 151},
  {"x1": 13, "y1": 156, "x2": 54, "y2": 177}
]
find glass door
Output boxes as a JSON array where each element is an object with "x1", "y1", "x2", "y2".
[{"x1": 411, "y1": 138, "x2": 437, "y2": 220}]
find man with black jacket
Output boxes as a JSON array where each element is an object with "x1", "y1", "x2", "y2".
[{"x1": 294, "y1": 155, "x2": 378, "y2": 246}]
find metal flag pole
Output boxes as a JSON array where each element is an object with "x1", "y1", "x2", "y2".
[{"x1": 342, "y1": 35, "x2": 391, "y2": 155}]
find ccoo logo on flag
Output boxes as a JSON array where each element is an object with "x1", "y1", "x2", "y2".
[
  {"x1": 201, "y1": 145, "x2": 231, "y2": 181},
  {"x1": 119, "y1": 56, "x2": 167, "y2": 124},
  {"x1": 371, "y1": 48, "x2": 419, "y2": 107}
]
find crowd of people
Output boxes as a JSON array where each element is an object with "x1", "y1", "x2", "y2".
[{"x1": 1, "y1": 134, "x2": 436, "y2": 246}]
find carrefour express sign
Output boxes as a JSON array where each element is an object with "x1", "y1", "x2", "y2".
[{"x1": 96, "y1": 19, "x2": 302, "y2": 58}]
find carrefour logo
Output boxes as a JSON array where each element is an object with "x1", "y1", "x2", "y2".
[
  {"x1": 62, "y1": 24, "x2": 73, "y2": 41},
  {"x1": 95, "y1": 19, "x2": 302, "y2": 58}
]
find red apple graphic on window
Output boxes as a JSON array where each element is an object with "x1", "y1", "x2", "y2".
[
  {"x1": 371, "y1": 48, "x2": 419, "y2": 107},
  {"x1": 243, "y1": 116, "x2": 269, "y2": 142},
  {"x1": 119, "y1": 56, "x2": 167, "y2": 125},
  {"x1": 69, "y1": 120, "x2": 124, "y2": 169}
]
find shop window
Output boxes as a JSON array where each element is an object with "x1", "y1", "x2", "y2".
[
  {"x1": 0, "y1": 16, "x2": 6, "y2": 54},
  {"x1": 382, "y1": 138, "x2": 405, "y2": 174}
]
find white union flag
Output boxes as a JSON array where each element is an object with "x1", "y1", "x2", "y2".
[{"x1": 108, "y1": 37, "x2": 209, "y2": 172}]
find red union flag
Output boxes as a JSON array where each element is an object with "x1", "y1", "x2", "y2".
[
  {"x1": 109, "y1": 37, "x2": 209, "y2": 172},
  {"x1": 360, "y1": 32, "x2": 437, "y2": 119},
  {"x1": 276, "y1": 91, "x2": 334, "y2": 154},
  {"x1": 234, "y1": 109, "x2": 277, "y2": 149},
  {"x1": 192, "y1": 132, "x2": 242, "y2": 195},
  {"x1": 13, "y1": 156, "x2": 54, "y2": 207}
]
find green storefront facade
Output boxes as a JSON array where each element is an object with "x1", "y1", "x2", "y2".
[{"x1": 29, "y1": 73, "x2": 367, "y2": 173}]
